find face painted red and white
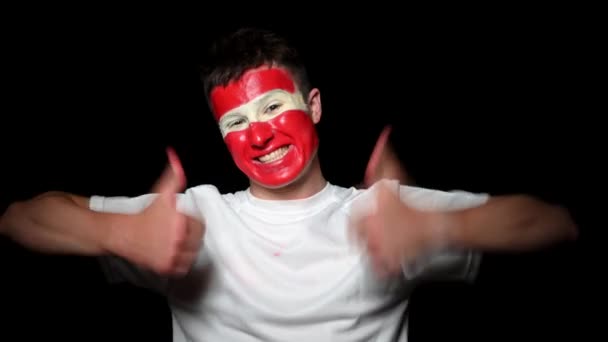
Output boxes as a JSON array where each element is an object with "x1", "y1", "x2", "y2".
[{"x1": 210, "y1": 66, "x2": 319, "y2": 188}]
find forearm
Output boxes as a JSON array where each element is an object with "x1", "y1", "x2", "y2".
[
  {"x1": 443, "y1": 195, "x2": 578, "y2": 252},
  {"x1": 0, "y1": 192, "x2": 131, "y2": 256}
]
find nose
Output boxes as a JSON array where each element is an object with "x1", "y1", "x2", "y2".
[{"x1": 248, "y1": 122, "x2": 273, "y2": 148}]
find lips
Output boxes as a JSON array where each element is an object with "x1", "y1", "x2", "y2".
[{"x1": 255, "y1": 145, "x2": 292, "y2": 163}]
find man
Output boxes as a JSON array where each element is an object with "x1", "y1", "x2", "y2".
[{"x1": 0, "y1": 27, "x2": 577, "y2": 341}]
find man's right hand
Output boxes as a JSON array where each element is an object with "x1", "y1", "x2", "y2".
[
  {"x1": 115, "y1": 147, "x2": 205, "y2": 277},
  {"x1": 0, "y1": 147, "x2": 204, "y2": 277}
]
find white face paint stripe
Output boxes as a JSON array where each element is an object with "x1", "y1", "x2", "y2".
[{"x1": 218, "y1": 89, "x2": 308, "y2": 137}]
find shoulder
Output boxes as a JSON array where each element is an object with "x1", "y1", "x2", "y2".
[
  {"x1": 88, "y1": 184, "x2": 249, "y2": 215},
  {"x1": 399, "y1": 183, "x2": 491, "y2": 211},
  {"x1": 183, "y1": 184, "x2": 227, "y2": 200},
  {"x1": 339, "y1": 179, "x2": 491, "y2": 212},
  {"x1": 89, "y1": 193, "x2": 158, "y2": 214},
  {"x1": 182, "y1": 184, "x2": 249, "y2": 212}
]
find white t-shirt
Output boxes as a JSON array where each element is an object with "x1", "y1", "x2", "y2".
[{"x1": 90, "y1": 180, "x2": 488, "y2": 342}]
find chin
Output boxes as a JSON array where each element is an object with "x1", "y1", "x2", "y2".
[
  {"x1": 251, "y1": 148, "x2": 318, "y2": 191},
  {"x1": 251, "y1": 168, "x2": 305, "y2": 190}
]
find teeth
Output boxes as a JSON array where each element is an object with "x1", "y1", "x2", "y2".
[{"x1": 258, "y1": 146, "x2": 289, "y2": 163}]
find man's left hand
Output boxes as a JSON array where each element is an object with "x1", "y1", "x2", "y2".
[
  {"x1": 360, "y1": 126, "x2": 410, "y2": 188},
  {"x1": 351, "y1": 182, "x2": 447, "y2": 277}
]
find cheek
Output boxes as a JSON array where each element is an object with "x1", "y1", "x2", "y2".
[
  {"x1": 273, "y1": 110, "x2": 316, "y2": 139},
  {"x1": 224, "y1": 131, "x2": 249, "y2": 156}
]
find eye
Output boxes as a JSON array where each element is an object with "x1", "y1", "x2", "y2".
[
  {"x1": 265, "y1": 103, "x2": 282, "y2": 114},
  {"x1": 228, "y1": 118, "x2": 246, "y2": 128}
]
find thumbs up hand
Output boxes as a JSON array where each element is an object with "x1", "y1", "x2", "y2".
[
  {"x1": 117, "y1": 147, "x2": 205, "y2": 277},
  {"x1": 352, "y1": 127, "x2": 444, "y2": 277},
  {"x1": 361, "y1": 126, "x2": 410, "y2": 188}
]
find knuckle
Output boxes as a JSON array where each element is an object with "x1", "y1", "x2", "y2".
[
  {"x1": 156, "y1": 261, "x2": 173, "y2": 275},
  {"x1": 157, "y1": 253, "x2": 180, "y2": 275}
]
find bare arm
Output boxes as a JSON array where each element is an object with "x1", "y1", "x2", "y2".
[
  {"x1": 1, "y1": 191, "x2": 125, "y2": 256},
  {"x1": 0, "y1": 148, "x2": 204, "y2": 276},
  {"x1": 443, "y1": 194, "x2": 578, "y2": 252},
  {"x1": 352, "y1": 184, "x2": 579, "y2": 276},
  {"x1": 356, "y1": 127, "x2": 579, "y2": 276}
]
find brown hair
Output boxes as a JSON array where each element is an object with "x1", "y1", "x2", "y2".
[{"x1": 200, "y1": 27, "x2": 311, "y2": 109}]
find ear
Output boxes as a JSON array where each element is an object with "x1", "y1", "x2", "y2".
[{"x1": 307, "y1": 88, "x2": 322, "y2": 124}]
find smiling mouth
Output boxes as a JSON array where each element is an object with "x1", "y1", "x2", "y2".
[{"x1": 256, "y1": 145, "x2": 291, "y2": 163}]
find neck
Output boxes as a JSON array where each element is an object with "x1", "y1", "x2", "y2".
[{"x1": 249, "y1": 156, "x2": 327, "y2": 200}]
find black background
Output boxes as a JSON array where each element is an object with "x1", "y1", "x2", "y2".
[{"x1": 0, "y1": 5, "x2": 600, "y2": 341}]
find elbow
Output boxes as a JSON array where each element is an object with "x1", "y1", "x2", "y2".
[
  {"x1": 1, "y1": 200, "x2": 27, "y2": 240},
  {"x1": 522, "y1": 196, "x2": 579, "y2": 248},
  {"x1": 548, "y1": 204, "x2": 579, "y2": 244}
]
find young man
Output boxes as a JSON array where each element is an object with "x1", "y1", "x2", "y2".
[{"x1": 0, "y1": 27, "x2": 577, "y2": 341}]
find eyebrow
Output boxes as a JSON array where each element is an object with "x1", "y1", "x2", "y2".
[
  {"x1": 220, "y1": 113, "x2": 242, "y2": 125},
  {"x1": 252, "y1": 90, "x2": 283, "y2": 107},
  {"x1": 220, "y1": 89, "x2": 289, "y2": 125}
]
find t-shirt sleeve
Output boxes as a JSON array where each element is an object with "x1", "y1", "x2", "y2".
[
  {"x1": 89, "y1": 192, "x2": 201, "y2": 294},
  {"x1": 396, "y1": 181, "x2": 489, "y2": 283}
]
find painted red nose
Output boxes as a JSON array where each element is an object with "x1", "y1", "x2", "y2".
[{"x1": 248, "y1": 122, "x2": 273, "y2": 148}]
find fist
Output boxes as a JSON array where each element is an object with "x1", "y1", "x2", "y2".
[
  {"x1": 351, "y1": 182, "x2": 447, "y2": 277},
  {"x1": 121, "y1": 147, "x2": 205, "y2": 277},
  {"x1": 135, "y1": 194, "x2": 204, "y2": 277}
]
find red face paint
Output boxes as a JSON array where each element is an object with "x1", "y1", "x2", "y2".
[
  {"x1": 210, "y1": 68, "x2": 296, "y2": 121},
  {"x1": 224, "y1": 109, "x2": 318, "y2": 187},
  {"x1": 210, "y1": 67, "x2": 318, "y2": 188}
]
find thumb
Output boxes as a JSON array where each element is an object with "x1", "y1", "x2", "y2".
[
  {"x1": 364, "y1": 126, "x2": 392, "y2": 187},
  {"x1": 151, "y1": 147, "x2": 186, "y2": 194},
  {"x1": 364, "y1": 126, "x2": 410, "y2": 187}
]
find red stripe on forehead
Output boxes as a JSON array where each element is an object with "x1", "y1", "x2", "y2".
[{"x1": 210, "y1": 68, "x2": 296, "y2": 121}]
